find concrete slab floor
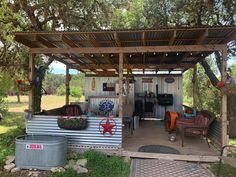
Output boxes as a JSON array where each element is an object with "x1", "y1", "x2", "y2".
[{"x1": 122, "y1": 120, "x2": 219, "y2": 156}]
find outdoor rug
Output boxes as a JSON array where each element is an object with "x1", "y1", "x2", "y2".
[
  {"x1": 138, "y1": 145, "x2": 180, "y2": 154},
  {"x1": 130, "y1": 159, "x2": 213, "y2": 177}
]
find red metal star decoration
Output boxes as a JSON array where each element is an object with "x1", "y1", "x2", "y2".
[{"x1": 99, "y1": 118, "x2": 116, "y2": 136}]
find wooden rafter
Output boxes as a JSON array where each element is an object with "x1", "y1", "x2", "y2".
[
  {"x1": 178, "y1": 29, "x2": 208, "y2": 63},
  {"x1": 74, "y1": 63, "x2": 194, "y2": 70},
  {"x1": 88, "y1": 34, "x2": 113, "y2": 64},
  {"x1": 30, "y1": 44, "x2": 226, "y2": 54},
  {"x1": 61, "y1": 34, "x2": 98, "y2": 65},
  {"x1": 114, "y1": 32, "x2": 128, "y2": 64},
  {"x1": 160, "y1": 30, "x2": 176, "y2": 64}
]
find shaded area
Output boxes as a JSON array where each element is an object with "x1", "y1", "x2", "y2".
[{"x1": 138, "y1": 145, "x2": 180, "y2": 154}]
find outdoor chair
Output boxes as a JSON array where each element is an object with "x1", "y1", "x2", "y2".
[
  {"x1": 122, "y1": 104, "x2": 134, "y2": 135},
  {"x1": 61, "y1": 104, "x2": 83, "y2": 116},
  {"x1": 217, "y1": 145, "x2": 236, "y2": 177},
  {"x1": 176, "y1": 110, "x2": 216, "y2": 147}
]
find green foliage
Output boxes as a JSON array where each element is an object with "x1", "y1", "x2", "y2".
[
  {"x1": 56, "y1": 85, "x2": 66, "y2": 96},
  {"x1": 70, "y1": 87, "x2": 83, "y2": 98},
  {"x1": 0, "y1": 112, "x2": 25, "y2": 167},
  {"x1": 43, "y1": 74, "x2": 65, "y2": 94},
  {"x1": 52, "y1": 150, "x2": 130, "y2": 177},
  {"x1": 211, "y1": 163, "x2": 236, "y2": 177},
  {"x1": 183, "y1": 60, "x2": 221, "y2": 116}
]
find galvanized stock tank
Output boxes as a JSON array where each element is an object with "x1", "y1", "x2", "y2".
[{"x1": 15, "y1": 135, "x2": 67, "y2": 170}]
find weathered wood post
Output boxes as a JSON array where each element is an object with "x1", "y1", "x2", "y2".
[
  {"x1": 126, "y1": 70, "x2": 130, "y2": 104},
  {"x1": 221, "y1": 47, "x2": 228, "y2": 147},
  {"x1": 29, "y1": 52, "x2": 35, "y2": 112},
  {"x1": 119, "y1": 53, "x2": 123, "y2": 118},
  {"x1": 65, "y1": 65, "x2": 70, "y2": 105}
]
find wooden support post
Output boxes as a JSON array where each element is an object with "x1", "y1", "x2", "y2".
[
  {"x1": 119, "y1": 53, "x2": 123, "y2": 118},
  {"x1": 29, "y1": 52, "x2": 35, "y2": 112},
  {"x1": 221, "y1": 47, "x2": 228, "y2": 147},
  {"x1": 65, "y1": 65, "x2": 70, "y2": 105},
  {"x1": 126, "y1": 71, "x2": 130, "y2": 104}
]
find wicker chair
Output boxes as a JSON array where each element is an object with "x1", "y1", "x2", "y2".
[
  {"x1": 176, "y1": 110, "x2": 216, "y2": 147},
  {"x1": 61, "y1": 104, "x2": 83, "y2": 116}
]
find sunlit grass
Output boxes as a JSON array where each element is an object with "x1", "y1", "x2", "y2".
[{"x1": 5, "y1": 95, "x2": 83, "y2": 112}]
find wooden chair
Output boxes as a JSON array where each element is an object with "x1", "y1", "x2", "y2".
[
  {"x1": 217, "y1": 145, "x2": 236, "y2": 177},
  {"x1": 176, "y1": 110, "x2": 216, "y2": 147}
]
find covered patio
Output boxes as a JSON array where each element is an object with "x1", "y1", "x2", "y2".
[{"x1": 14, "y1": 25, "x2": 236, "y2": 157}]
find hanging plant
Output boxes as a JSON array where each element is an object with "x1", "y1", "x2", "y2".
[
  {"x1": 15, "y1": 80, "x2": 32, "y2": 92},
  {"x1": 57, "y1": 116, "x2": 88, "y2": 130},
  {"x1": 15, "y1": 79, "x2": 39, "y2": 92}
]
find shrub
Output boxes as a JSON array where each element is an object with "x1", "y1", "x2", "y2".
[{"x1": 70, "y1": 87, "x2": 83, "y2": 98}]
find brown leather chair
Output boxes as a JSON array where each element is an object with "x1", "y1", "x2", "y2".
[{"x1": 176, "y1": 110, "x2": 216, "y2": 147}]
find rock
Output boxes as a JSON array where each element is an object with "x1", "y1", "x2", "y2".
[
  {"x1": 5, "y1": 156, "x2": 15, "y2": 164},
  {"x1": 51, "y1": 167, "x2": 65, "y2": 173},
  {"x1": 124, "y1": 156, "x2": 131, "y2": 164},
  {"x1": 65, "y1": 160, "x2": 76, "y2": 169},
  {"x1": 76, "y1": 159, "x2": 87, "y2": 167},
  {"x1": 11, "y1": 167, "x2": 20, "y2": 173},
  {"x1": 73, "y1": 165, "x2": 88, "y2": 174},
  {"x1": 4, "y1": 163, "x2": 15, "y2": 172},
  {"x1": 28, "y1": 171, "x2": 40, "y2": 177}
]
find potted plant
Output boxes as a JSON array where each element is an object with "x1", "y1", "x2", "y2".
[{"x1": 57, "y1": 116, "x2": 87, "y2": 130}]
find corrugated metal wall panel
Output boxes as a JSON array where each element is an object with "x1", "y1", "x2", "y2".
[
  {"x1": 208, "y1": 120, "x2": 221, "y2": 146},
  {"x1": 85, "y1": 76, "x2": 183, "y2": 118},
  {"x1": 26, "y1": 116, "x2": 122, "y2": 149}
]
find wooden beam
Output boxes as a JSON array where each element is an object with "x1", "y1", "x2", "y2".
[
  {"x1": 169, "y1": 30, "x2": 177, "y2": 45},
  {"x1": 179, "y1": 30, "x2": 208, "y2": 63},
  {"x1": 15, "y1": 35, "x2": 38, "y2": 48},
  {"x1": 61, "y1": 34, "x2": 98, "y2": 65},
  {"x1": 75, "y1": 63, "x2": 194, "y2": 70},
  {"x1": 88, "y1": 34, "x2": 113, "y2": 64},
  {"x1": 121, "y1": 151, "x2": 219, "y2": 163},
  {"x1": 29, "y1": 52, "x2": 35, "y2": 112},
  {"x1": 114, "y1": 32, "x2": 128, "y2": 64},
  {"x1": 221, "y1": 47, "x2": 228, "y2": 147},
  {"x1": 65, "y1": 65, "x2": 70, "y2": 105},
  {"x1": 222, "y1": 30, "x2": 236, "y2": 44},
  {"x1": 118, "y1": 53, "x2": 123, "y2": 118},
  {"x1": 30, "y1": 44, "x2": 226, "y2": 54}
]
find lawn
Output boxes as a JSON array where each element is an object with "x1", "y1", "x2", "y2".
[
  {"x1": 5, "y1": 95, "x2": 82, "y2": 112},
  {"x1": 0, "y1": 112, "x2": 25, "y2": 167}
]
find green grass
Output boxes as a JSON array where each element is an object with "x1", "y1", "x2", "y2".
[
  {"x1": 52, "y1": 150, "x2": 130, "y2": 177},
  {"x1": 5, "y1": 95, "x2": 81, "y2": 112},
  {"x1": 0, "y1": 112, "x2": 25, "y2": 167},
  {"x1": 211, "y1": 163, "x2": 236, "y2": 177}
]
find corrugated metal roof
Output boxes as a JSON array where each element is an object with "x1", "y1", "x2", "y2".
[{"x1": 14, "y1": 26, "x2": 236, "y2": 74}]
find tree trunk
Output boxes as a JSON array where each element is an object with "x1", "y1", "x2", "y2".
[
  {"x1": 200, "y1": 56, "x2": 236, "y2": 138},
  {"x1": 16, "y1": 92, "x2": 21, "y2": 103},
  {"x1": 192, "y1": 65, "x2": 201, "y2": 109},
  {"x1": 228, "y1": 93, "x2": 236, "y2": 138},
  {"x1": 200, "y1": 59, "x2": 219, "y2": 86},
  {"x1": 32, "y1": 66, "x2": 46, "y2": 113}
]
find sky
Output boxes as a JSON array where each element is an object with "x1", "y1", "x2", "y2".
[{"x1": 49, "y1": 61, "x2": 79, "y2": 74}]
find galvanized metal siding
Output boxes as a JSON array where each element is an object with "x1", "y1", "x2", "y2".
[
  {"x1": 26, "y1": 116, "x2": 122, "y2": 149},
  {"x1": 84, "y1": 77, "x2": 117, "y2": 99},
  {"x1": 84, "y1": 76, "x2": 183, "y2": 118},
  {"x1": 208, "y1": 120, "x2": 222, "y2": 146},
  {"x1": 135, "y1": 76, "x2": 183, "y2": 117},
  {"x1": 89, "y1": 97, "x2": 119, "y2": 117}
]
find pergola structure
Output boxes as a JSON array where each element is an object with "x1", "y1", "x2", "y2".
[{"x1": 15, "y1": 25, "x2": 236, "y2": 147}]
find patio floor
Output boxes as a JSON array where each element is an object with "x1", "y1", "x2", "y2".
[{"x1": 123, "y1": 120, "x2": 219, "y2": 156}]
